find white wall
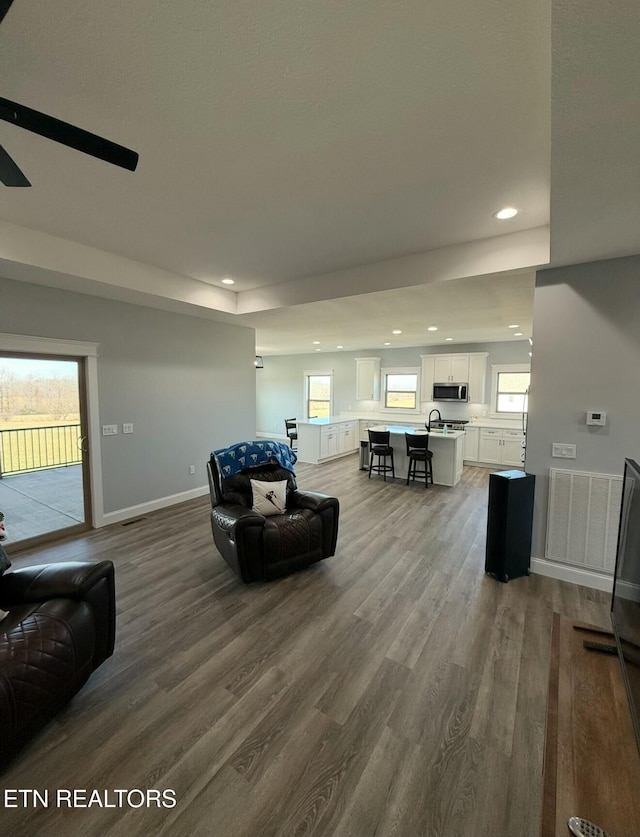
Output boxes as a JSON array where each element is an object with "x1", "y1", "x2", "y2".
[
  {"x1": 256, "y1": 340, "x2": 531, "y2": 437},
  {"x1": 0, "y1": 275, "x2": 256, "y2": 518},
  {"x1": 526, "y1": 255, "x2": 640, "y2": 574}
]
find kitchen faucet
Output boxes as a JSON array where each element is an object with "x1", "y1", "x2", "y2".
[{"x1": 427, "y1": 409, "x2": 441, "y2": 431}]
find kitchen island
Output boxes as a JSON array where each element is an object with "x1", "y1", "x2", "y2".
[
  {"x1": 368, "y1": 425, "x2": 465, "y2": 487},
  {"x1": 297, "y1": 416, "x2": 359, "y2": 464}
]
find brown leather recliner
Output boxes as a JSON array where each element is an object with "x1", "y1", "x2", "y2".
[
  {"x1": 0, "y1": 560, "x2": 116, "y2": 770},
  {"x1": 207, "y1": 455, "x2": 339, "y2": 583}
]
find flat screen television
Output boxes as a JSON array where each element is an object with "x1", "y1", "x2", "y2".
[{"x1": 611, "y1": 457, "x2": 640, "y2": 754}]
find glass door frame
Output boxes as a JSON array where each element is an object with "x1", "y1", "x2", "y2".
[{"x1": 0, "y1": 333, "x2": 103, "y2": 550}]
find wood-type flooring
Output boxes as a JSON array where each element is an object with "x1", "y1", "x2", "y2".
[{"x1": 0, "y1": 457, "x2": 610, "y2": 837}]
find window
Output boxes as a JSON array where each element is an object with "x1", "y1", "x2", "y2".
[
  {"x1": 382, "y1": 369, "x2": 419, "y2": 411},
  {"x1": 305, "y1": 372, "x2": 332, "y2": 418},
  {"x1": 491, "y1": 364, "x2": 530, "y2": 414}
]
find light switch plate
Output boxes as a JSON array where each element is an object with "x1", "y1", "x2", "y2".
[
  {"x1": 102, "y1": 424, "x2": 118, "y2": 436},
  {"x1": 552, "y1": 443, "x2": 576, "y2": 458},
  {"x1": 123, "y1": 423, "x2": 134, "y2": 434}
]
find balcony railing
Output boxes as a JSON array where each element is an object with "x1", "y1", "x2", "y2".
[{"x1": 0, "y1": 424, "x2": 82, "y2": 478}]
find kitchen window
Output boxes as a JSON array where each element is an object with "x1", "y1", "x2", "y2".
[
  {"x1": 305, "y1": 371, "x2": 333, "y2": 419},
  {"x1": 382, "y1": 369, "x2": 420, "y2": 411},
  {"x1": 491, "y1": 364, "x2": 530, "y2": 415}
]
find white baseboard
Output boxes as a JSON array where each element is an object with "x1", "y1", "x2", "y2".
[
  {"x1": 531, "y1": 556, "x2": 613, "y2": 593},
  {"x1": 101, "y1": 485, "x2": 210, "y2": 526}
]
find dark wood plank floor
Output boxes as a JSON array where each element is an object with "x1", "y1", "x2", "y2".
[{"x1": 0, "y1": 456, "x2": 610, "y2": 837}]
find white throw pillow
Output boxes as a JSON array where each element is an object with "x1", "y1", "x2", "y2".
[{"x1": 250, "y1": 479, "x2": 288, "y2": 516}]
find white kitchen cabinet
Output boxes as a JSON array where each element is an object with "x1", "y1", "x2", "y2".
[
  {"x1": 421, "y1": 353, "x2": 487, "y2": 402},
  {"x1": 478, "y1": 428, "x2": 503, "y2": 464},
  {"x1": 451, "y1": 355, "x2": 470, "y2": 382},
  {"x1": 338, "y1": 421, "x2": 356, "y2": 453},
  {"x1": 355, "y1": 357, "x2": 381, "y2": 401},
  {"x1": 420, "y1": 355, "x2": 435, "y2": 401},
  {"x1": 299, "y1": 419, "x2": 358, "y2": 464},
  {"x1": 502, "y1": 429, "x2": 526, "y2": 466},
  {"x1": 434, "y1": 354, "x2": 469, "y2": 383},
  {"x1": 320, "y1": 426, "x2": 338, "y2": 459},
  {"x1": 433, "y1": 355, "x2": 451, "y2": 383},
  {"x1": 468, "y1": 353, "x2": 488, "y2": 403},
  {"x1": 463, "y1": 426, "x2": 479, "y2": 461},
  {"x1": 477, "y1": 427, "x2": 525, "y2": 467}
]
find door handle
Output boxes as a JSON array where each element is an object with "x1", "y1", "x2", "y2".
[{"x1": 77, "y1": 435, "x2": 88, "y2": 453}]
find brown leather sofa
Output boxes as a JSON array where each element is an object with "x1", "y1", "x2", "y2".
[
  {"x1": 0, "y1": 560, "x2": 116, "y2": 770},
  {"x1": 207, "y1": 455, "x2": 339, "y2": 583}
]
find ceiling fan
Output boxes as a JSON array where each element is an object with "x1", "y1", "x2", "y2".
[{"x1": 0, "y1": 0, "x2": 139, "y2": 187}]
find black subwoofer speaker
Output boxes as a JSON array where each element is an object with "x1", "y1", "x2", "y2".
[{"x1": 485, "y1": 469, "x2": 535, "y2": 583}]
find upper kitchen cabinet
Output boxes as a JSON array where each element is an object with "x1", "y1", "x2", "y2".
[
  {"x1": 421, "y1": 352, "x2": 488, "y2": 403},
  {"x1": 468, "y1": 353, "x2": 488, "y2": 403},
  {"x1": 355, "y1": 357, "x2": 381, "y2": 401},
  {"x1": 420, "y1": 355, "x2": 435, "y2": 401},
  {"x1": 434, "y1": 354, "x2": 470, "y2": 383}
]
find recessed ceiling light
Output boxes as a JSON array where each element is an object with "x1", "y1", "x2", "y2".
[
  {"x1": 514, "y1": 332, "x2": 524, "y2": 337},
  {"x1": 312, "y1": 341, "x2": 320, "y2": 345},
  {"x1": 494, "y1": 207, "x2": 518, "y2": 220},
  {"x1": 445, "y1": 337, "x2": 453, "y2": 341},
  {"x1": 336, "y1": 345, "x2": 343, "y2": 349},
  {"x1": 315, "y1": 348, "x2": 322, "y2": 352},
  {"x1": 508, "y1": 324, "x2": 519, "y2": 329},
  {"x1": 392, "y1": 329, "x2": 402, "y2": 335},
  {"x1": 428, "y1": 326, "x2": 438, "y2": 332},
  {"x1": 221, "y1": 278, "x2": 235, "y2": 285},
  {"x1": 383, "y1": 342, "x2": 391, "y2": 346}
]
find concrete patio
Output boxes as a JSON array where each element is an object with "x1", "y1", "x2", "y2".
[{"x1": 0, "y1": 465, "x2": 84, "y2": 544}]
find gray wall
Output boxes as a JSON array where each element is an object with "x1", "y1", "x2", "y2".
[
  {"x1": 526, "y1": 255, "x2": 640, "y2": 557},
  {"x1": 256, "y1": 340, "x2": 532, "y2": 436},
  {"x1": 0, "y1": 275, "x2": 256, "y2": 514}
]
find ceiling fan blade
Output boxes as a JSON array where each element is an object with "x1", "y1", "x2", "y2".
[
  {"x1": 0, "y1": 143, "x2": 31, "y2": 186},
  {"x1": 0, "y1": 97, "x2": 139, "y2": 172},
  {"x1": 0, "y1": 0, "x2": 15, "y2": 25}
]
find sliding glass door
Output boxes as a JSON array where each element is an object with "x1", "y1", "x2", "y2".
[{"x1": 0, "y1": 352, "x2": 91, "y2": 548}]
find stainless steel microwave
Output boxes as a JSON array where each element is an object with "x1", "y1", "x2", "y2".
[{"x1": 433, "y1": 382, "x2": 469, "y2": 402}]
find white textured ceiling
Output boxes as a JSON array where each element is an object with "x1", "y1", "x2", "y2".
[{"x1": 2, "y1": 2, "x2": 633, "y2": 356}]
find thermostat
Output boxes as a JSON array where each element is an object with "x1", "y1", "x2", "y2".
[{"x1": 587, "y1": 411, "x2": 607, "y2": 426}]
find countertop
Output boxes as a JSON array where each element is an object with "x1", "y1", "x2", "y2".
[
  {"x1": 466, "y1": 419, "x2": 524, "y2": 430},
  {"x1": 340, "y1": 411, "x2": 523, "y2": 431},
  {"x1": 369, "y1": 424, "x2": 465, "y2": 439},
  {"x1": 298, "y1": 416, "x2": 357, "y2": 426}
]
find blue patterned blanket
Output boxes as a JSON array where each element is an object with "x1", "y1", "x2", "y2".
[{"x1": 213, "y1": 440, "x2": 297, "y2": 478}]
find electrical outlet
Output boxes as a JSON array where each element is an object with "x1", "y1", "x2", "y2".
[
  {"x1": 189, "y1": 465, "x2": 196, "y2": 475},
  {"x1": 552, "y1": 443, "x2": 577, "y2": 458},
  {"x1": 123, "y1": 423, "x2": 134, "y2": 434},
  {"x1": 102, "y1": 425, "x2": 118, "y2": 436}
]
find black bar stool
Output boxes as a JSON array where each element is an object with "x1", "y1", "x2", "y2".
[
  {"x1": 368, "y1": 429, "x2": 395, "y2": 481},
  {"x1": 405, "y1": 432, "x2": 433, "y2": 488},
  {"x1": 284, "y1": 418, "x2": 298, "y2": 450}
]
